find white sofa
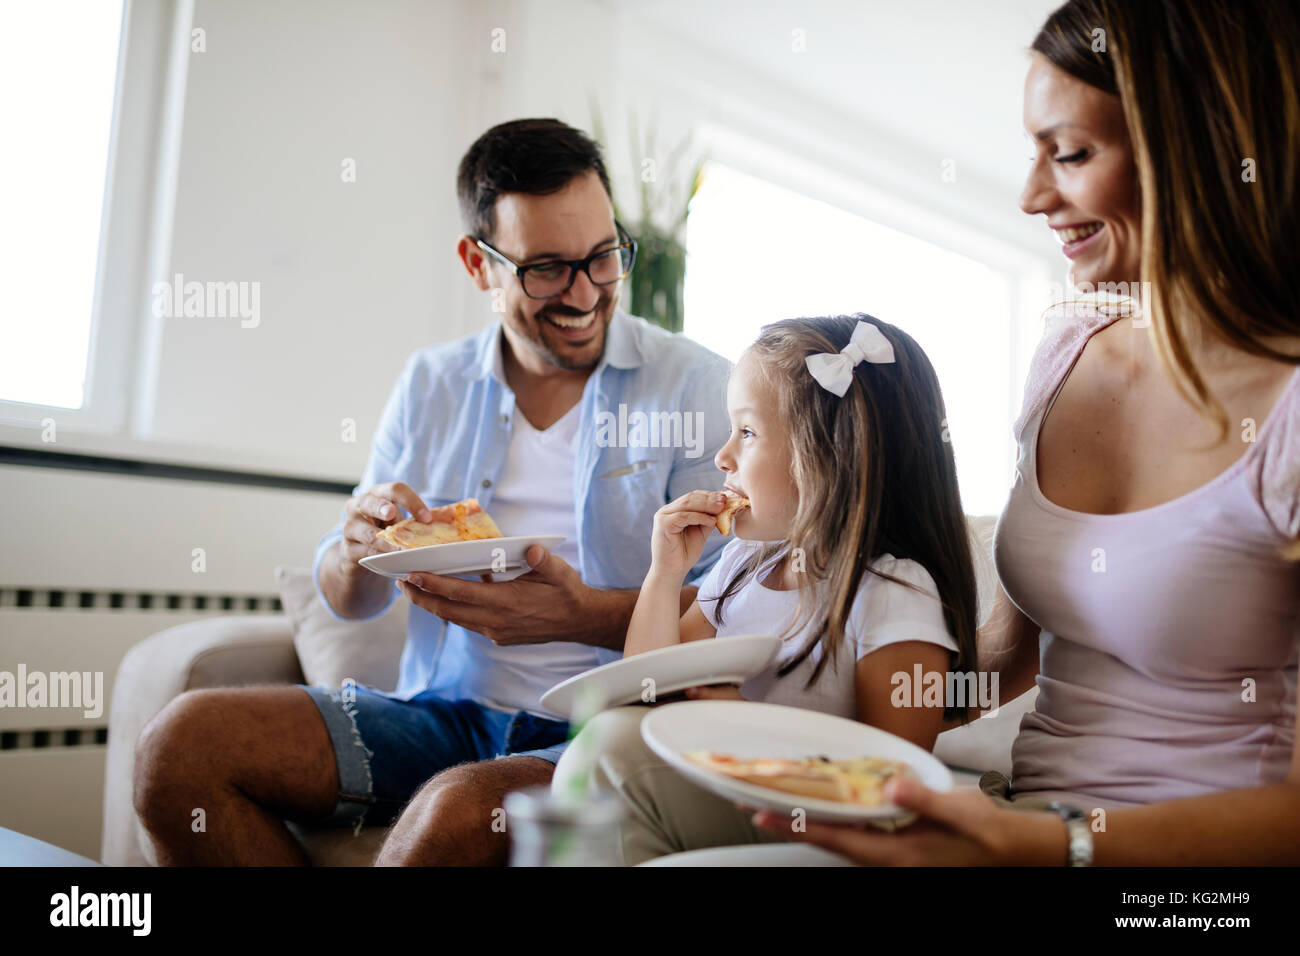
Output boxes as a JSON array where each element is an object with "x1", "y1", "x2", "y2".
[{"x1": 102, "y1": 515, "x2": 1033, "y2": 866}]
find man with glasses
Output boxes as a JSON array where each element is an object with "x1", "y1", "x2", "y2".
[{"x1": 134, "y1": 118, "x2": 730, "y2": 866}]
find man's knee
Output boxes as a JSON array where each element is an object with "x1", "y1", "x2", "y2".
[
  {"x1": 381, "y1": 757, "x2": 553, "y2": 864},
  {"x1": 412, "y1": 758, "x2": 550, "y2": 832},
  {"x1": 134, "y1": 689, "x2": 227, "y2": 823},
  {"x1": 135, "y1": 688, "x2": 294, "y2": 816},
  {"x1": 407, "y1": 770, "x2": 479, "y2": 839},
  {"x1": 137, "y1": 685, "x2": 339, "y2": 834}
]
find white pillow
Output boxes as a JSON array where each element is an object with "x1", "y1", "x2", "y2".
[
  {"x1": 275, "y1": 565, "x2": 407, "y2": 692},
  {"x1": 933, "y1": 687, "x2": 1037, "y2": 776},
  {"x1": 930, "y1": 514, "x2": 1037, "y2": 776}
]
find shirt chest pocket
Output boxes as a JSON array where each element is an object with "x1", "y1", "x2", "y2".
[
  {"x1": 592, "y1": 457, "x2": 672, "y2": 540},
  {"x1": 596, "y1": 455, "x2": 671, "y2": 499},
  {"x1": 597, "y1": 457, "x2": 658, "y2": 481}
]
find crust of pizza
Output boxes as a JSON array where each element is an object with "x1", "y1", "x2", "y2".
[
  {"x1": 374, "y1": 498, "x2": 503, "y2": 549},
  {"x1": 684, "y1": 752, "x2": 913, "y2": 806},
  {"x1": 715, "y1": 494, "x2": 751, "y2": 535}
]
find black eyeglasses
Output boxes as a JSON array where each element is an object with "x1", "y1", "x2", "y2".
[{"x1": 474, "y1": 223, "x2": 637, "y2": 300}]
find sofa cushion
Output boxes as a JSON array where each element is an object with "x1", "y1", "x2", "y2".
[
  {"x1": 285, "y1": 821, "x2": 388, "y2": 866},
  {"x1": 275, "y1": 566, "x2": 408, "y2": 691}
]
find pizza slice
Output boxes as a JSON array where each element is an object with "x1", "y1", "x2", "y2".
[
  {"x1": 715, "y1": 493, "x2": 751, "y2": 535},
  {"x1": 375, "y1": 497, "x2": 503, "y2": 549},
  {"x1": 684, "y1": 752, "x2": 914, "y2": 806}
]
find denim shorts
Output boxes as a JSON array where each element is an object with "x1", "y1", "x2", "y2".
[{"x1": 300, "y1": 683, "x2": 570, "y2": 831}]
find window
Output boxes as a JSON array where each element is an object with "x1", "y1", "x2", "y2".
[
  {"x1": 0, "y1": 1, "x2": 124, "y2": 409},
  {"x1": 684, "y1": 163, "x2": 1018, "y2": 516}
]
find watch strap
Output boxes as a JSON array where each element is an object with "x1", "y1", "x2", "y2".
[{"x1": 1044, "y1": 801, "x2": 1093, "y2": 867}]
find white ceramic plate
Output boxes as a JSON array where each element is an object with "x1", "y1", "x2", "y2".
[
  {"x1": 539, "y1": 634, "x2": 782, "y2": 718},
  {"x1": 641, "y1": 700, "x2": 953, "y2": 823},
  {"x1": 358, "y1": 534, "x2": 566, "y2": 580}
]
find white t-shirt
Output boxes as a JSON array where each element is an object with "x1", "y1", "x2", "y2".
[
  {"x1": 486, "y1": 402, "x2": 581, "y2": 571},
  {"x1": 461, "y1": 401, "x2": 603, "y2": 716},
  {"x1": 696, "y1": 538, "x2": 960, "y2": 719}
]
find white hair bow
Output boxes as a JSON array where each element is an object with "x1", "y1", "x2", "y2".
[{"x1": 804, "y1": 321, "x2": 895, "y2": 397}]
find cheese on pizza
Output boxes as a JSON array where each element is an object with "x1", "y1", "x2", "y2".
[
  {"x1": 684, "y1": 752, "x2": 913, "y2": 806},
  {"x1": 715, "y1": 493, "x2": 750, "y2": 535},
  {"x1": 375, "y1": 497, "x2": 503, "y2": 549}
]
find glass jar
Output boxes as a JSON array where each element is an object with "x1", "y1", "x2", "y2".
[{"x1": 504, "y1": 785, "x2": 624, "y2": 867}]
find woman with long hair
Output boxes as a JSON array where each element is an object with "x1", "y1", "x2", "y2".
[{"x1": 758, "y1": 0, "x2": 1300, "y2": 865}]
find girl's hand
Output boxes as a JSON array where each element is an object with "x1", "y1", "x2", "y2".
[
  {"x1": 649, "y1": 490, "x2": 725, "y2": 581},
  {"x1": 684, "y1": 684, "x2": 746, "y2": 701},
  {"x1": 751, "y1": 777, "x2": 1067, "y2": 866}
]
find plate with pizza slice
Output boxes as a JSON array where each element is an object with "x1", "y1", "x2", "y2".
[
  {"x1": 358, "y1": 497, "x2": 564, "y2": 580},
  {"x1": 641, "y1": 700, "x2": 952, "y2": 823}
]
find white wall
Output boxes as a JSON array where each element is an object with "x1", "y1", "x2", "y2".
[
  {"x1": 1, "y1": 0, "x2": 1063, "y2": 483},
  {"x1": 143, "y1": 0, "x2": 490, "y2": 474}
]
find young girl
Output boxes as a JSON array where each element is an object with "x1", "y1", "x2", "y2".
[{"x1": 580, "y1": 314, "x2": 980, "y2": 863}]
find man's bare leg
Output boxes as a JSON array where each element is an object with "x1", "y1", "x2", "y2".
[
  {"x1": 375, "y1": 756, "x2": 553, "y2": 866},
  {"x1": 134, "y1": 686, "x2": 340, "y2": 866}
]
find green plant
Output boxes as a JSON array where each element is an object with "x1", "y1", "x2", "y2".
[{"x1": 590, "y1": 103, "x2": 705, "y2": 334}]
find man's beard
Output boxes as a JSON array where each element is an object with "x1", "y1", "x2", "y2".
[{"x1": 511, "y1": 293, "x2": 615, "y2": 371}]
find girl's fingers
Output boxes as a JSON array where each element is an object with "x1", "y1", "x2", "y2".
[
  {"x1": 660, "y1": 490, "x2": 726, "y2": 517},
  {"x1": 662, "y1": 512, "x2": 719, "y2": 535}
]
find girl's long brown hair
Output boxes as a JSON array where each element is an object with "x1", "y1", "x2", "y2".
[
  {"x1": 708, "y1": 315, "x2": 979, "y2": 724},
  {"x1": 1033, "y1": 0, "x2": 1300, "y2": 557}
]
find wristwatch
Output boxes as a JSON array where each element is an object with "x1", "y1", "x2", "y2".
[{"x1": 1043, "y1": 801, "x2": 1093, "y2": 866}]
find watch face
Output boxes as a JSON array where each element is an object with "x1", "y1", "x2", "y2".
[{"x1": 1045, "y1": 801, "x2": 1084, "y2": 820}]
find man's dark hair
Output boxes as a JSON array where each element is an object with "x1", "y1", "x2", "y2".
[{"x1": 456, "y1": 118, "x2": 613, "y2": 241}]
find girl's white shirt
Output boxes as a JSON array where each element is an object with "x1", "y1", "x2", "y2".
[{"x1": 696, "y1": 538, "x2": 960, "y2": 719}]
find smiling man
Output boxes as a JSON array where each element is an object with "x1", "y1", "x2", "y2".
[{"x1": 133, "y1": 119, "x2": 731, "y2": 867}]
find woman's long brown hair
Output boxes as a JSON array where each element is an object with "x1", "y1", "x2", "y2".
[
  {"x1": 1033, "y1": 0, "x2": 1300, "y2": 557},
  {"x1": 708, "y1": 315, "x2": 979, "y2": 724}
]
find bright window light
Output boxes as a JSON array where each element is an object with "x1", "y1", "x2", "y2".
[
  {"x1": 0, "y1": 1, "x2": 124, "y2": 410},
  {"x1": 684, "y1": 163, "x2": 1015, "y2": 516}
]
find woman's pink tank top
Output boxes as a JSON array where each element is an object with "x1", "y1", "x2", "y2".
[{"x1": 994, "y1": 304, "x2": 1300, "y2": 808}]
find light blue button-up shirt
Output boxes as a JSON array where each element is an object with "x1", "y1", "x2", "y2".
[{"x1": 313, "y1": 310, "x2": 733, "y2": 716}]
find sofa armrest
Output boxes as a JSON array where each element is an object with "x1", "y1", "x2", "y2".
[{"x1": 101, "y1": 615, "x2": 303, "y2": 866}]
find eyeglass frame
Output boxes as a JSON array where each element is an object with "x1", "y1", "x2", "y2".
[{"x1": 473, "y1": 221, "x2": 638, "y2": 300}]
